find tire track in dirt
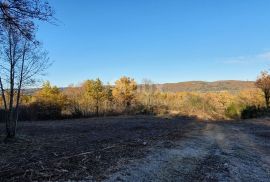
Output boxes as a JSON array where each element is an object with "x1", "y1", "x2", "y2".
[{"x1": 106, "y1": 122, "x2": 270, "y2": 182}]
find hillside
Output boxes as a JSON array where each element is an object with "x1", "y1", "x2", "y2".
[
  {"x1": 24, "y1": 80, "x2": 256, "y2": 94},
  {"x1": 156, "y1": 80, "x2": 256, "y2": 93}
]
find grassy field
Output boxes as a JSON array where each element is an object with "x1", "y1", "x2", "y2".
[{"x1": 0, "y1": 116, "x2": 270, "y2": 181}]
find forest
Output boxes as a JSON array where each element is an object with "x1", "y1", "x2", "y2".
[{"x1": 0, "y1": 77, "x2": 267, "y2": 122}]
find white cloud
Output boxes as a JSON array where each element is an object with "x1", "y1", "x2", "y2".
[
  {"x1": 221, "y1": 51, "x2": 270, "y2": 64},
  {"x1": 258, "y1": 51, "x2": 270, "y2": 60}
]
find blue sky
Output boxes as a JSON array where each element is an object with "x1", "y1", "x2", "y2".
[{"x1": 36, "y1": 0, "x2": 270, "y2": 86}]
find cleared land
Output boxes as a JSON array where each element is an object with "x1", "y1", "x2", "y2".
[{"x1": 0, "y1": 116, "x2": 270, "y2": 181}]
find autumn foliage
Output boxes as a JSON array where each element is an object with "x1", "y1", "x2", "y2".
[
  {"x1": 0, "y1": 76, "x2": 266, "y2": 121},
  {"x1": 113, "y1": 77, "x2": 137, "y2": 112},
  {"x1": 255, "y1": 71, "x2": 270, "y2": 108}
]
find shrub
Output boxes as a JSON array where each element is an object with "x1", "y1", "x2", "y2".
[
  {"x1": 29, "y1": 102, "x2": 62, "y2": 120},
  {"x1": 153, "y1": 105, "x2": 169, "y2": 116},
  {"x1": 225, "y1": 103, "x2": 240, "y2": 119},
  {"x1": 241, "y1": 106, "x2": 262, "y2": 119}
]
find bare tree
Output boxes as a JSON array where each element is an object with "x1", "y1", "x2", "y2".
[
  {"x1": 0, "y1": 0, "x2": 54, "y2": 41},
  {"x1": 0, "y1": 28, "x2": 49, "y2": 138},
  {"x1": 0, "y1": 0, "x2": 53, "y2": 138},
  {"x1": 141, "y1": 79, "x2": 157, "y2": 112},
  {"x1": 255, "y1": 71, "x2": 270, "y2": 109}
]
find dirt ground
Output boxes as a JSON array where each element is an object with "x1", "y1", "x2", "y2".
[{"x1": 0, "y1": 116, "x2": 270, "y2": 181}]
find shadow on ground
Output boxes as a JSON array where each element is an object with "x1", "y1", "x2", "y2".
[
  {"x1": 0, "y1": 116, "x2": 269, "y2": 181},
  {"x1": 0, "y1": 115, "x2": 198, "y2": 181}
]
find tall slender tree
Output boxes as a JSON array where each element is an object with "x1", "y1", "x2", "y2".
[
  {"x1": 0, "y1": 0, "x2": 53, "y2": 138},
  {"x1": 0, "y1": 28, "x2": 49, "y2": 138},
  {"x1": 83, "y1": 79, "x2": 106, "y2": 116},
  {"x1": 255, "y1": 71, "x2": 270, "y2": 109},
  {"x1": 113, "y1": 77, "x2": 137, "y2": 112},
  {"x1": 141, "y1": 79, "x2": 157, "y2": 112}
]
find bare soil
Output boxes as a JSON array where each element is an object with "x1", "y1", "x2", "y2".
[{"x1": 0, "y1": 116, "x2": 270, "y2": 181}]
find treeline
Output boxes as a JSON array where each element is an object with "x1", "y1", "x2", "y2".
[{"x1": 0, "y1": 76, "x2": 265, "y2": 121}]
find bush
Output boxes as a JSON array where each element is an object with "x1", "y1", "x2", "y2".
[
  {"x1": 1, "y1": 107, "x2": 32, "y2": 122},
  {"x1": 240, "y1": 106, "x2": 267, "y2": 119},
  {"x1": 152, "y1": 105, "x2": 169, "y2": 116},
  {"x1": 18, "y1": 106, "x2": 32, "y2": 121},
  {"x1": 225, "y1": 103, "x2": 240, "y2": 119},
  {"x1": 29, "y1": 102, "x2": 62, "y2": 120},
  {"x1": 70, "y1": 107, "x2": 83, "y2": 118}
]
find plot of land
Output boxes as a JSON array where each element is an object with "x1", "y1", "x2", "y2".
[{"x1": 0, "y1": 116, "x2": 270, "y2": 181}]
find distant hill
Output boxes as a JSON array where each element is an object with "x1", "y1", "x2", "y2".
[
  {"x1": 23, "y1": 80, "x2": 256, "y2": 94},
  {"x1": 156, "y1": 80, "x2": 256, "y2": 93}
]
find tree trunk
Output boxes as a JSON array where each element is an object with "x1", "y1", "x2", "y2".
[
  {"x1": 6, "y1": 87, "x2": 15, "y2": 138},
  {"x1": 7, "y1": 106, "x2": 16, "y2": 138},
  {"x1": 264, "y1": 90, "x2": 270, "y2": 109},
  {"x1": 6, "y1": 111, "x2": 15, "y2": 138},
  {"x1": 13, "y1": 41, "x2": 27, "y2": 137},
  {"x1": 125, "y1": 101, "x2": 131, "y2": 114},
  {"x1": 0, "y1": 77, "x2": 7, "y2": 110},
  {"x1": 0, "y1": 78, "x2": 11, "y2": 137},
  {"x1": 6, "y1": 31, "x2": 16, "y2": 138},
  {"x1": 95, "y1": 99, "x2": 99, "y2": 116}
]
